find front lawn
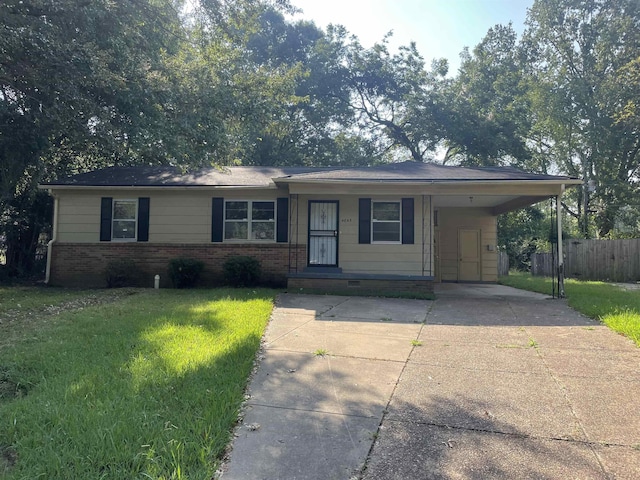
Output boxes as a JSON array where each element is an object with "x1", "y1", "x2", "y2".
[
  {"x1": 0, "y1": 286, "x2": 103, "y2": 316},
  {"x1": 500, "y1": 272, "x2": 640, "y2": 347},
  {"x1": 0, "y1": 288, "x2": 276, "y2": 479}
]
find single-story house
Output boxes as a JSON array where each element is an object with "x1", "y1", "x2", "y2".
[{"x1": 40, "y1": 161, "x2": 581, "y2": 292}]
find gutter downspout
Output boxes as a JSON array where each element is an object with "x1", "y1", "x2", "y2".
[
  {"x1": 45, "y1": 193, "x2": 58, "y2": 284},
  {"x1": 557, "y1": 185, "x2": 565, "y2": 298}
]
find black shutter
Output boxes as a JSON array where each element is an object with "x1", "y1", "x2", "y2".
[
  {"x1": 137, "y1": 197, "x2": 150, "y2": 242},
  {"x1": 358, "y1": 198, "x2": 371, "y2": 244},
  {"x1": 402, "y1": 198, "x2": 414, "y2": 245},
  {"x1": 100, "y1": 197, "x2": 113, "y2": 241},
  {"x1": 211, "y1": 197, "x2": 224, "y2": 242},
  {"x1": 276, "y1": 197, "x2": 288, "y2": 243}
]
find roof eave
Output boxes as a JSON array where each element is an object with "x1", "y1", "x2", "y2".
[
  {"x1": 39, "y1": 184, "x2": 280, "y2": 190},
  {"x1": 274, "y1": 178, "x2": 583, "y2": 186}
]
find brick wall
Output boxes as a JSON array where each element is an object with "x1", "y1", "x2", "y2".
[{"x1": 49, "y1": 242, "x2": 306, "y2": 288}]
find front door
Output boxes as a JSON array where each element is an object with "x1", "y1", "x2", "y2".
[
  {"x1": 308, "y1": 201, "x2": 338, "y2": 267},
  {"x1": 458, "y1": 228, "x2": 481, "y2": 281}
]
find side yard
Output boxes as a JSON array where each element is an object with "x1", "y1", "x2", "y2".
[
  {"x1": 500, "y1": 272, "x2": 640, "y2": 347},
  {"x1": 0, "y1": 287, "x2": 276, "y2": 479}
]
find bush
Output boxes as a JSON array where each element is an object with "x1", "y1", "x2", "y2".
[
  {"x1": 223, "y1": 256, "x2": 261, "y2": 287},
  {"x1": 104, "y1": 258, "x2": 140, "y2": 288},
  {"x1": 168, "y1": 258, "x2": 205, "y2": 288}
]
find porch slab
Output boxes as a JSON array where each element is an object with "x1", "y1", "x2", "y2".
[
  {"x1": 287, "y1": 274, "x2": 435, "y2": 296},
  {"x1": 318, "y1": 296, "x2": 432, "y2": 323}
]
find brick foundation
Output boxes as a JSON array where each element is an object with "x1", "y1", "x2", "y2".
[{"x1": 49, "y1": 242, "x2": 306, "y2": 288}]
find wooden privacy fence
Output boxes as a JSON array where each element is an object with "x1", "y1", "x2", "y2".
[
  {"x1": 531, "y1": 251, "x2": 556, "y2": 278},
  {"x1": 498, "y1": 251, "x2": 509, "y2": 276},
  {"x1": 531, "y1": 238, "x2": 640, "y2": 282}
]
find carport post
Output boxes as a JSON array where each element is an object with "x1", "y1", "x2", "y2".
[{"x1": 557, "y1": 186, "x2": 565, "y2": 298}]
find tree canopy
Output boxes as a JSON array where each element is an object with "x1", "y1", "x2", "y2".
[{"x1": 1, "y1": 0, "x2": 639, "y2": 275}]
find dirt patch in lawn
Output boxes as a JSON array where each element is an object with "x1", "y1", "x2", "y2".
[
  {"x1": 0, "y1": 445, "x2": 17, "y2": 473},
  {"x1": 0, "y1": 368, "x2": 27, "y2": 401},
  {"x1": 0, "y1": 288, "x2": 140, "y2": 349}
]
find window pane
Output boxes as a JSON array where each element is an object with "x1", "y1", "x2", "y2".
[
  {"x1": 113, "y1": 220, "x2": 136, "y2": 239},
  {"x1": 252, "y1": 221, "x2": 275, "y2": 240},
  {"x1": 113, "y1": 200, "x2": 136, "y2": 220},
  {"x1": 373, "y1": 222, "x2": 400, "y2": 242},
  {"x1": 252, "y1": 201, "x2": 275, "y2": 221},
  {"x1": 225, "y1": 221, "x2": 248, "y2": 239},
  {"x1": 225, "y1": 201, "x2": 248, "y2": 220},
  {"x1": 372, "y1": 202, "x2": 400, "y2": 221}
]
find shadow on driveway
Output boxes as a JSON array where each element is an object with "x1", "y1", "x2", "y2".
[{"x1": 220, "y1": 285, "x2": 640, "y2": 480}]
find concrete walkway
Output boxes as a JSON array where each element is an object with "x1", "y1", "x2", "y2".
[{"x1": 220, "y1": 284, "x2": 640, "y2": 479}]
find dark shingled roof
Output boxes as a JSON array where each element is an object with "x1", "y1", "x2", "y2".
[
  {"x1": 42, "y1": 162, "x2": 578, "y2": 188},
  {"x1": 43, "y1": 165, "x2": 325, "y2": 188},
  {"x1": 276, "y1": 162, "x2": 574, "y2": 182}
]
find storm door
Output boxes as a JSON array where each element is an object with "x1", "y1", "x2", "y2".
[{"x1": 308, "y1": 201, "x2": 339, "y2": 267}]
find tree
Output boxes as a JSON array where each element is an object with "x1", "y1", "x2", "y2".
[
  {"x1": 0, "y1": 0, "x2": 213, "y2": 274},
  {"x1": 191, "y1": 2, "x2": 379, "y2": 167},
  {"x1": 523, "y1": 0, "x2": 640, "y2": 237},
  {"x1": 444, "y1": 24, "x2": 532, "y2": 167},
  {"x1": 336, "y1": 33, "x2": 451, "y2": 162},
  {"x1": 498, "y1": 206, "x2": 548, "y2": 271}
]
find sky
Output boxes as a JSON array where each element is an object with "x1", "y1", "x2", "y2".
[{"x1": 289, "y1": 0, "x2": 534, "y2": 74}]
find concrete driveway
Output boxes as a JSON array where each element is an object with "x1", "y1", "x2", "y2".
[{"x1": 220, "y1": 284, "x2": 640, "y2": 479}]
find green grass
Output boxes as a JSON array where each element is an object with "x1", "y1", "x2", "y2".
[
  {"x1": 500, "y1": 272, "x2": 640, "y2": 347},
  {"x1": 0, "y1": 288, "x2": 276, "y2": 479},
  {"x1": 0, "y1": 286, "x2": 101, "y2": 315}
]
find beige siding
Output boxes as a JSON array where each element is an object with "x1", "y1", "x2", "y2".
[
  {"x1": 56, "y1": 193, "x2": 101, "y2": 243},
  {"x1": 148, "y1": 191, "x2": 211, "y2": 243},
  {"x1": 291, "y1": 194, "x2": 433, "y2": 276},
  {"x1": 438, "y1": 208, "x2": 498, "y2": 282},
  {"x1": 55, "y1": 188, "x2": 283, "y2": 244}
]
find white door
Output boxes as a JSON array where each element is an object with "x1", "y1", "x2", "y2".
[{"x1": 308, "y1": 201, "x2": 338, "y2": 266}]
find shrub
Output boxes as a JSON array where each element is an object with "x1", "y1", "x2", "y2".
[
  {"x1": 168, "y1": 258, "x2": 205, "y2": 288},
  {"x1": 223, "y1": 256, "x2": 261, "y2": 287},
  {"x1": 104, "y1": 258, "x2": 140, "y2": 288}
]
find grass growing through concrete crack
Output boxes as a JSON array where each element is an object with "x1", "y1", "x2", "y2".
[
  {"x1": 0, "y1": 288, "x2": 275, "y2": 479},
  {"x1": 500, "y1": 272, "x2": 640, "y2": 347}
]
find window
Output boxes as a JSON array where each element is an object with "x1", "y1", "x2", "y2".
[
  {"x1": 112, "y1": 199, "x2": 137, "y2": 240},
  {"x1": 372, "y1": 201, "x2": 401, "y2": 243},
  {"x1": 224, "y1": 200, "x2": 275, "y2": 241},
  {"x1": 100, "y1": 197, "x2": 149, "y2": 242}
]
